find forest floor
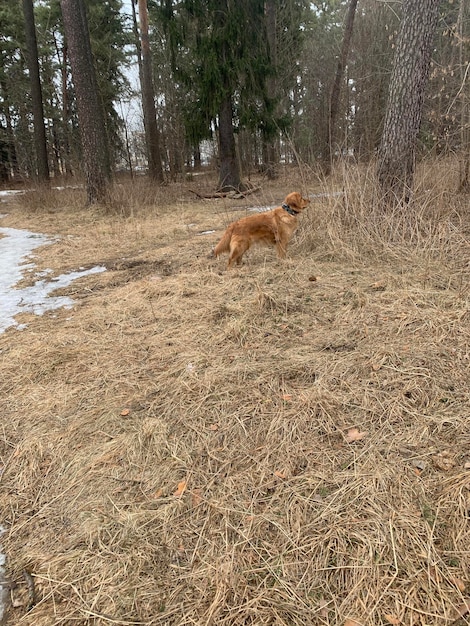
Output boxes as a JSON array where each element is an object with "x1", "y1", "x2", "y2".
[{"x1": 0, "y1": 163, "x2": 469, "y2": 626}]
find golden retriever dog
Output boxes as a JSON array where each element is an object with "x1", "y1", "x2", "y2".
[{"x1": 213, "y1": 191, "x2": 310, "y2": 268}]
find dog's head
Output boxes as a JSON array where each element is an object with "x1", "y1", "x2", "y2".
[{"x1": 284, "y1": 192, "x2": 310, "y2": 213}]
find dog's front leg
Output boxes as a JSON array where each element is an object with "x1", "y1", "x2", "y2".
[{"x1": 275, "y1": 233, "x2": 289, "y2": 258}]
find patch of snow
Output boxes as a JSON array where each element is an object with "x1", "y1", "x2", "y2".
[
  {"x1": 0, "y1": 189, "x2": 25, "y2": 203},
  {"x1": 0, "y1": 226, "x2": 106, "y2": 334},
  {"x1": 52, "y1": 185, "x2": 82, "y2": 191},
  {"x1": 0, "y1": 189, "x2": 24, "y2": 198},
  {"x1": 247, "y1": 205, "x2": 274, "y2": 213},
  {"x1": 247, "y1": 192, "x2": 343, "y2": 214}
]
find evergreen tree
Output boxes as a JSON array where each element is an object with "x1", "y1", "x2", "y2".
[
  {"x1": 0, "y1": 2, "x2": 31, "y2": 177},
  {"x1": 177, "y1": 0, "x2": 276, "y2": 189},
  {"x1": 323, "y1": 0, "x2": 358, "y2": 173},
  {"x1": 137, "y1": 0, "x2": 164, "y2": 181},
  {"x1": 22, "y1": 0, "x2": 50, "y2": 182},
  {"x1": 60, "y1": 0, "x2": 111, "y2": 203}
]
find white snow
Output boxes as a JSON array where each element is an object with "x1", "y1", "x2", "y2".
[
  {"x1": 0, "y1": 225, "x2": 106, "y2": 334},
  {"x1": 0, "y1": 189, "x2": 24, "y2": 203},
  {"x1": 0, "y1": 220, "x2": 106, "y2": 620}
]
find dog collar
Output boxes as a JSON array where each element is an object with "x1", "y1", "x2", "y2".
[{"x1": 282, "y1": 203, "x2": 298, "y2": 216}]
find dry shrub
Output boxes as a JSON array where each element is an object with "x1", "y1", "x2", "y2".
[
  {"x1": 0, "y1": 163, "x2": 469, "y2": 626},
  {"x1": 296, "y1": 158, "x2": 469, "y2": 271}
]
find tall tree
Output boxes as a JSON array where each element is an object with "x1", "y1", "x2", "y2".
[
  {"x1": 262, "y1": 0, "x2": 279, "y2": 180},
  {"x1": 349, "y1": 0, "x2": 398, "y2": 160},
  {"x1": 214, "y1": 0, "x2": 242, "y2": 191},
  {"x1": 137, "y1": 0, "x2": 164, "y2": 182},
  {"x1": 456, "y1": 0, "x2": 469, "y2": 192},
  {"x1": 22, "y1": 0, "x2": 50, "y2": 183},
  {"x1": 60, "y1": 0, "x2": 111, "y2": 204},
  {"x1": 377, "y1": 0, "x2": 441, "y2": 203},
  {"x1": 180, "y1": 0, "x2": 273, "y2": 190},
  {"x1": 323, "y1": 0, "x2": 358, "y2": 174}
]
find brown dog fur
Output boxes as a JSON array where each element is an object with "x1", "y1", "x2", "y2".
[{"x1": 213, "y1": 192, "x2": 310, "y2": 268}]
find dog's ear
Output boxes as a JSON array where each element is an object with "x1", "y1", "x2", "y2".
[
  {"x1": 285, "y1": 192, "x2": 300, "y2": 209},
  {"x1": 285, "y1": 192, "x2": 308, "y2": 210}
]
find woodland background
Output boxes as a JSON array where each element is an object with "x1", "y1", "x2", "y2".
[
  {"x1": 1, "y1": 0, "x2": 469, "y2": 198},
  {"x1": 1, "y1": 2, "x2": 470, "y2": 626}
]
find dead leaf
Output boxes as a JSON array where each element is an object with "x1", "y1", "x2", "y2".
[
  {"x1": 173, "y1": 480, "x2": 187, "y2": 497},
  {"x1": 450, "y1": 576, "x2": 466, "y2": 592},
  {"x1": 428, "y1": 564, "x2": 439, "y2": 582},
  {"x1": 191, "y1": 488, "x2": 202, "y2": 506},
  {"x1": 384, "y1": 615, "x2": 401, "y2": 625},
  {"x1": 208, "y1": 423, "x2": 219, "y2": 431},
  {"x1": 120, "y1": 408, "x2": 130, "y2": 416},
  {"x1": 154, "y1": 488, "x2": 163, "y2": 499},
  {"x1": 281, "y1": 393, "x2": 292, "y2": 401},
  {"x1": 344, "y1": 619, "x2": 362, "y2": 626},
  {"x1": 318, "y1": 597, "x2": 329, "y2": 617},
  {"x1": 345, "y1": 427, "x2": 367, "y2": 443},
  {"x1": 371, "y1": 363, "x2": 382, "y2": 371},
  {"x1": 274, "y1": 470, "x2": 286, "y2": 479},
  {"x1": 464, "y1": 461, "x2": 470, "y2": 470},
  {"x1": 455, "y1": 599, "x2": 470, "y2": 617}
]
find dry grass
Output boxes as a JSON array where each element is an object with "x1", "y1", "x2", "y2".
[{"x1": 0, "y1": 162, "x2": 469, "y2": 626}]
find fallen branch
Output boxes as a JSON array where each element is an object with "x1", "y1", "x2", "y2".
[{"x1": 188, "y1": 186, "x2": 261, "y2": 200}]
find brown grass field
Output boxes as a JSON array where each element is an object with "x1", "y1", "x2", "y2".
[{"x1": 0, "y1": 161, "x2": 469, "y2": 626}]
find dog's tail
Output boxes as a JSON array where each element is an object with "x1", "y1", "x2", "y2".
[{"x1": 213, "y1": 225, "x2": 233, "y2": 258}]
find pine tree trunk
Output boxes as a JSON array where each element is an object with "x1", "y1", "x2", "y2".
[
  {"x1": 55, "y1": 35, "x2": 74, "y2": 176},
  {"x1": 214, "y1": 0, "x2": 242, "y2": 191},
  {"x1": 22, "y1": 0, "x2": 50, "y2": 183},
  {"x1": 218, "y1": 94, "x2": 242, "y2": 191},
  {"x1": 262, "y1": 0, "x2": 279, "y2": 180},
  {"x1": 60, "y1": 0, "x2": 111, "y2": 204},
  {"x1": 377, "y1": 0, "x2": 441, "y2": 204},
  {"x1": 0, "y1": 78, "x2": 19, "y2": 178},
  {"x1": 323, "y1": 0, "x2": 358, "y2": 175},
  {"x1": 137, "y1": 0, "x2": 164, "y2": 182},
  {"x1": 457, "y1": 0, "x2": 469, "y2": 192}
]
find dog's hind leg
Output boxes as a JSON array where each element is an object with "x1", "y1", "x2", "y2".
[{"x1": 228, "y1": 239, "x2": 249, "y2": 268}]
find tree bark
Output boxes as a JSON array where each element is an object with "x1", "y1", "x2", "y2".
[
  {"x1": 457, "y1": 0, "x2": 469, "y2": 192},
  {"x1": 262, "y1": 0, "x2": 279, "y2": 180},
  {"x1": 22, "y1": 0, "x2": 50, "y2": 183},
  {"x1": 60, "y1": 0, "x2": 111, "y2": 204},
  {"x1": 323, "y1": 0, "x2": 358, "y2": 175},
  {"x1": 377, "y1": 0, "x2": 441, "y2": 204},
  {"x1": 214, "y1": 0, "x2": 242, "y2": 191},
  {"x1": 218, "y1": 94, "x2": 242, "y2": 191},
  {"x1": 0, "y1": 78, "x2": 19, "y2": 179},
  {"x1": 137, "y1": 0, "x2": 164, "y2": 182}
]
